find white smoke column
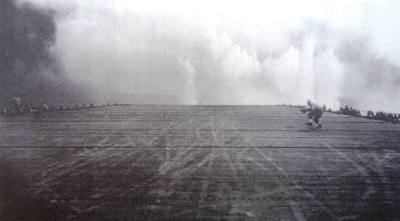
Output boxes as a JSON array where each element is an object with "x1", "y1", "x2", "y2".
[{"x1": 314, "y1": 46, "x2": 344, "y2": 109}]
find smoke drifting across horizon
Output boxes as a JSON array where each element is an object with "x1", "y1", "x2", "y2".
[{"x1": 11, "y1": 0, "x2": 400, "y2": 112}]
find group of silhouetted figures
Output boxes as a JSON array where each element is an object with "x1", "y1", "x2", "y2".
[
  {"x1": 366, "y1": 110, "x2": 400, "y2": 123},
  {"x1": 336, "y1": 105, "x2": 399, "y2": 123},
  {"x1": 1, "y1": 96, "x2": 122, "y2": 117},
  {"x1": 339, "y1": 105, "x2": 362, "y2": 117}
]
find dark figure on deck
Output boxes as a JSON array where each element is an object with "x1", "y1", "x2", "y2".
[
  {"x1": 41, "y1": 102, "x2": 49, "y2": 112},
  {"x1": 367, "y1": 111, "x2": 374, "y2": 119},
  {"x1": 301, "y1": 100, "x2": 324, "y2": 128},
  {"x1": 2, "y1": 108, "x2": 8, "y2": 116},
  {"x1": 11, "y1": 96, "x2": 23, "y2": 115}
]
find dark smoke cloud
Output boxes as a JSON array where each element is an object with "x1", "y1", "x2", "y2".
[
  {"x1": 0, "y1": 0, "x2": 86, "y2": 106},
  {"x1": 337, "y1": 36, "x2": 400, "y2": 112}
]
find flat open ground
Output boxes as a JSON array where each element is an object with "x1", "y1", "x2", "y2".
[{"x1": 1, "y1": 105, "x2": 399, "y2": 221}]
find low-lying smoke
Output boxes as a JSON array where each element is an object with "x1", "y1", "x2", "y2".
[{"x1": 11, "y1": 0, "x2": 400, "y2": 112}]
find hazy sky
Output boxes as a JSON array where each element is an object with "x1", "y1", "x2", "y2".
[{"x1": 18, "y1": 0, "x2": 400, "y2": 111}]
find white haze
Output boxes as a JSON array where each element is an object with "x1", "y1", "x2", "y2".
[{"x1": 24, "y1": 0, "x2": 400, "y2": 112}]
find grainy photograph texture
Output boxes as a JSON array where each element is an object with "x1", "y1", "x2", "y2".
[{"x1": 1, "y1": 0, "x2": 400, "y2": 220}]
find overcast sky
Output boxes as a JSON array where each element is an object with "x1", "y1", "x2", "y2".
[{"x1": 19, "y1": 0, "x2": 400, "y2": 111}]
